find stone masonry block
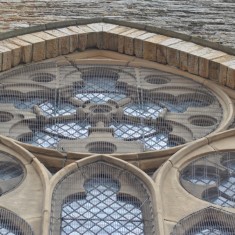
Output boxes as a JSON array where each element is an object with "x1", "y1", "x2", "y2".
[
  {"x1": 58, "y1": 28, "x2": 79, "y2": 53},
  {"x1": 8, "y1": 37, "x2": 32, "y2": 64},
  {"x1": 226, "y1": 64, "x2": 235, "y2": 89},
  {"x1": 32, "y1": 31, "x2": 58, "y2": 59},
  {"x1": 118, "y1": 28, "x2": 138, "y2": 54},
  {"x1": 219, "y1": 59, "x2": 235, "y2": 86},
  {"x1": 18, "y1": 34, "x2": 45, "y2": 62},
  {"x1": 209, "y1": 55, "x2": 235, "y2": 83},
  {"x1": 198, "y1": 49, "x2": 226, "y2": 78},
  {"x1": 103, "y1": 26, "x2": 130, "y2": 51},
  {"x1": 1, "y1": 40, "x2": 22, "y2": 67},
  {"x1": 46, "y1": 29, "x2": 70, "y2": 55},
  {"x1": 68, "y1": 26, "x2": 87, "y2": 51},
  {"x1": 166, "y1": 41, "x2": 201, "y2": 70},
  {"x1": 78, "y1": 25, "x2": 97, "y2": 49},
  {"x1": 143, "y1": 35, "x2": 170, "y2": 62},
  {"x1": 123, "y1": 30, "x2": 146, "y2": 56},
  {"x1": 158, "y1": 38, "x2": 182, "y2": 66},
  {"x1": 133, "y1": 32, "x2": 155, "y2": 58},
  {"x1": 87, "y1": 23, "x2": 119, "y2": 49},
  {"x1": 187, "y1": 48, "x2": 212, "y2": 75},
  {"x1": 0, "y1": 45, "x2": 12, "y2": 71}
]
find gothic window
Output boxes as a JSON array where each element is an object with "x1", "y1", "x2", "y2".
[
  {"x1": 171, "y1": 207, "x2": 235, "y2": 235},
  {"x1": 0, "y1": 207, "x2": 34, "y2": 235},
  {"x1": 50, "y1": 161, "x2": 156, "y2": 234}
]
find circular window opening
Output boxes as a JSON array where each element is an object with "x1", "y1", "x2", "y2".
[
  {"x1": 90, "y1": 105, "x2": 112, "y2": 113},
  {"x1": 0, "y1": 112, "x2": 13, "y2": 122},
  {"x1": 31, "y1": 72, "x2": 55, "y2": 83},
  {"x1": 0, "y1": 161, "x2": 23, "y2": 180},
  {"x1": 144, "y1": 75, "x2": 169, "y2": 84},
  {"x1": 86, "y1": 142, "x2": 117, "y2": 154},
  {"x1": 189, "y1": 115, "x2": 217, "y2": 126}
]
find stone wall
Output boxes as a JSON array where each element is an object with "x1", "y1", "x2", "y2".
[{"x1": 0, "y1": 0, "x2": 234, "y2": 48}]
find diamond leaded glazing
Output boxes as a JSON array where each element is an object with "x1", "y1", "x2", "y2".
[
  {"x1": 0, "y1": 62, "x2": 223, "y2": 154},
  {"x1": 180, "y1": 151, "x2": 235, "y2": 208},
  {"x1": 61, "y1": 178, "x2": 143, "y2": 235}
]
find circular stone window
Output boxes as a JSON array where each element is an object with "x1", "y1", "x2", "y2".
[
  {"x1": 86, "y1": 142, "x2": 117, "y2": 154},
  {"x1": 0, "y1": 62, "x2": 227, "y2": 154},
  {"x1": 144, "y1": 75, "x2": 170, "y2": 84},
  {"x1": 180, "y1": 151, "x2": 235, "y2": 208},
  {"x1": 189, "y1": 115, "x2": 217, "y2": 126},
  {"x1": 31, "y1": 72, "x2": 55, "y2": 83},
  {"x1": 0, "y1": 112, "x2": 13, "y2": 122}
]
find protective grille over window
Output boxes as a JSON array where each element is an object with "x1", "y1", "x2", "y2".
[
  {"x1": 171, "y1": 207, "x2": 235, "y2": 235},
  {"x1": 0, "y1": 151, "x2": 24, "y2": 195},
  {"x1": 0, "y1": 207, "x2": 34, "y2": 235},
  {"x1": 50, "y1": 161, "x2": 156, "y2": 234},
  {"x1": 180, "y1": 151, "x2": 235, "y2": 208},
  {"x1": 0, "y1": 61, "x2": 223, "y2": 153}
]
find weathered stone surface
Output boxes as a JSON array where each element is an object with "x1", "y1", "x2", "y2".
[
  {"x1": 209, "y1": 55, "x2": 235, "y2": 84},
  {"x1": 1, "y1": 40, "x2": 21, "y2": 66},
  {"x1": 123, "y1": 30, "x2": 146, "y2": 56},
  {"x1": 8, "y1": 37, "x2": 32, "y2": 64},
  {"x1": 46, "y1": 29, "x2": 70, "y2": 55},
  {"x1": 0, "y1": 1, "x2": 234, "y2": 50},
  {"x1": 218, "y1": 59, "x2": 235, "y2": 86},
  {"x1": 78, "y1": 25, "x2": 97, "y2": 49},
  {"x1": 32, "y1": 31, "x2": 58, "y2": 58},
  {"x1": 143, "y1": 35, "x2": 169, "y2": 62},
  {"x1": 187, "y1": 48, "x2": 212, "y2": 75},
  {"x1": 134, "y1": 32, "x2": 155, "y2": 58},
  {"x1": 226, "y1": 63, "x2": 235, "y2": 89},
  {"x1": 198, "y1": 50, "x2": 226, "y2": 78},
  {"x1": 167, "y1": 41, "x2": 201, "y2": 69},
  {"x1": 0, "y1": 45, "x2": 11, "y2": 71},
  {"x1": 58, "y1": 27, "x2": 79, "y2": 53},
  {"x1": 18, "y1": 34, "x2": 45, "y2": 62},
  {"x1": 103, "y1": 26, "x2": 130, "y2": 51},
  {"x1": 68, "y1": 26, "x2": 87, "y2": 51}
]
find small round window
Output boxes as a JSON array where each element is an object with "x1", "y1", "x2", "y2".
[{"x1": 0, "y1": 151, "x2": 24, "y2": 195}]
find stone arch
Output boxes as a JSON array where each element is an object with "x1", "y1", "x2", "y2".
[
  {"x1": 0, "y1": 207, "x2": 34, "y2": 234},
  {"x1": 171, "y1": 206, "x2": 235, "y2": 235},
  {"x1": 50, "y1": 155, "x2": 159, "y2": 235}
]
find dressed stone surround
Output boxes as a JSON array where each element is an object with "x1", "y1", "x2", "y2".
[{"x1": 0, "y1": 20, "x2": 234, "y2": 89}]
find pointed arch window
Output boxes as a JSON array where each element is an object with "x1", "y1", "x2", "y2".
[{"x1": 50, "y1": 161, "x2": 156, "y2": 234}]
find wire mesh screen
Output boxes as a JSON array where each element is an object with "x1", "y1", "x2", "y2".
[
  {"x1": 171, "y1": 207, "x2": 235, "y2": 235},
  {"x1": 0, "y1": 61, "x2": 223, "y2": 154},
  {"x1": 50, "y1": 161, "x2": 156, "y2": 235},
  {"x1": 0, "y1": 207, "x2": 34, "y2": 235},
  {"x1": 0, "y1": 151, "x2": 24, "y2": 195},
  {"x1": 180, "y1": 151, "x2": 235, "y2": 209}
]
